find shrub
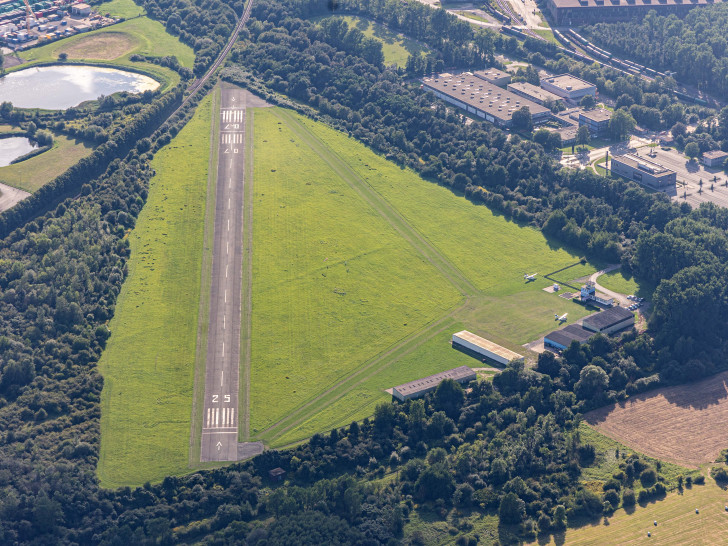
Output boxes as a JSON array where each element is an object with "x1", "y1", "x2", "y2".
[
  {"x1": 622, "y1": 488, "x2": 635, "y2": 506},
  {"x1": 640, "y1": 468, "x2": 658, "y2": 487}
]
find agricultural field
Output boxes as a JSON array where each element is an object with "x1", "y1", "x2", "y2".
[
  {"x1": 250, "y1": 108, "x2": 596, "y2": 448},
  {"x1": 19, "y1": 3, "x2": 194, "y2": 90},
  {"x1": 546, "y1": 473, "x2": 728, "y2": 545},
  {"x1": 585, "y1": 370, "x2": 728, "y2": 467},
  {"x1": 0, "y1": 133, "x2": 94, "y2": 193},
  {"x1": 312, "y1": 14, "x2": 429, "y2": 66},
  {"x1": 96, "y1": 93, "x2": 213, "y2": 488}
]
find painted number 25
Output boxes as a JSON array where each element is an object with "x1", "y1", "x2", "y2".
[{"x1": 211, "y1": 395, "x2": 231, "y2": 403}]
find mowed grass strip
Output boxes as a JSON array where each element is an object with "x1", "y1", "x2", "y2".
[
  {"x1": 0, "y1": 134, "x2": 93, "y2": 193},
  {"x1": 97, "y1": 94, "x2": 212, "y2": 488},
  {"x1": 297, "y1": 118, "x2": 589, "y2": 308},
  {"x1": 250, "y1": 108, "x2": 461, "y2": 438}
]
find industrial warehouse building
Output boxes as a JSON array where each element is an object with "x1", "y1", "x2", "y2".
[
  {"x1": 507, "y1": 82, "x2": 563, "y2": 106},
  {"x1": 391, "y1": 366, "x2": 477, "y2": 401},
  {"x1": 546, "y1": 0, "x2": 719, "y2": 25},
  {"x1": 544, "y1": 324, "x2": 594, "y2": 351},
  {"x1": 474, "y1": 68, "x2": 512, "y2": 87},
  {"x1": 610, "y1": 153, "x2": 676, "y2": 189},
  {"x1": 579, "y1": 108, "x2": 612, "y2": 136},
  {"x1": 703, "y1": 150, "x2": 728, "y2": 168},
  {"x1": 452, "y1": 330, "x2": 524, "y2": 365},
  {"x1": 540, "y1": 74, "x2": 596, "y2": 103},
  {"x1": 582, "y1": 306, "x2": 635, "y2": 334},
  {"x1": 71, "y1": 3, "x2": 92, "y2": 16},
  {"x1": 423, "y1": 73, "x2": 551, "y2": 129}
]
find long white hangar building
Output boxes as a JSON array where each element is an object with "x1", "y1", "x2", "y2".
[
  {"x1": 452, "y1": 330, "x2": 524, "y2": 365},
  {"x1": 423, "y1": 73, "x2": 551, "y2": 129}
]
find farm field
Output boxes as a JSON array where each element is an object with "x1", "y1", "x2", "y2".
[
  {"x1": 585, "y1": 370, "x2": 728, "y2": 467},
  {"x1": 96, "y1": 93, "x2": 213, "y2": 488},
  {"x1": 312, "y1": 14, "x2": 428, "y2": 66},
  {"x1": 0, "y1": 134, "x2": 94, "y2": 193},
  {"x1": 544, "y1": 475, "x2": 728, "y2": 545},
  {"x1": 19, "y1": 6, "x2": 194, "y2": 89},
  {"x1": 251, "y1": 108, "x2": 595, "y2": 448}
]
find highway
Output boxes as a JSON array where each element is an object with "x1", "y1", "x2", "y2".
[{"x1": 200, "y1": 87, "x2": 249, "y2": 462}]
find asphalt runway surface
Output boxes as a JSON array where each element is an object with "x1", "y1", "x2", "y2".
[{"x1": 200, "y1": 87, "x2": 248, "y2": 462}]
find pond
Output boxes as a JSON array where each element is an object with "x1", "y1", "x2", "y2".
[
  {"x1": 0, "y1": 65, "x2": 160, "y2": 110},
  {"x1": 0, "y1": 136, "x2": 38, "y2": 167}
]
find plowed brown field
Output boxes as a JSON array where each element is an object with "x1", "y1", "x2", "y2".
[{"x1": 585, "y1": 371, "x2": 728, "y2": 467}]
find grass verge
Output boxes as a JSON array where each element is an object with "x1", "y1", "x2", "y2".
[
  {"x1": 96, "y1": 93, "x2": 212, "y2": 488},
  {"x1": 0, "y1": 133, "x2": 94, "y2": 192}
]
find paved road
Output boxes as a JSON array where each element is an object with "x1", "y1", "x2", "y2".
[
  {"x1": 589, "y1": 264, "x2": 631, "y2": 307},
  {"x1": 0, "y1": 182, "x2": 30, "y2": 214},
  {"x1": 200, "y1": 87, "x2": 248, "y2": 462}
]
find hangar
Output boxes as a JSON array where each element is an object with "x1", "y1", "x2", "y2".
[
  {"x1": 582, "y1": 306, "x2": 635, "y2": 334},
  {"x1": 391, "y1": 366, "x2": 477, "y2": 401},
  {"x1": 452, "y1": 330, "x2": 524, "y2": 365},
  {"x1": 544, "y1": 324, "x2": 594, "y2": 351}
]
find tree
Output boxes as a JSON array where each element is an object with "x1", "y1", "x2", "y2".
[
  {"x1": 511, "y1": 106, "x2": 533, "y2": 133},
  {"x1": 576, "y1": 126, "x2": 591, "y2": 149},
  {"x1": 580, "y1": 95, "x2": 597, "y2": 109},
  {"x1": 58, "y1": 52, "x2": 68, "y2": 61},
  {"x1": 434, "y1": 378, "x2": 465, "y2": 418},
  {"x1": 671, "y1": 122, "x2": 687, "y2": 138},
  {"x1": 609, "y1": 108, "x2": 636, "y2": 140},
  {"x1": 498, "y1": 492, "x2": 525, "y2": 524},
  {"x1": 574, "y1": 364, "x2": 609, "y2": 400},
  {"x1": 684, "y1": 141, "x2": 700, "y2": 161}
]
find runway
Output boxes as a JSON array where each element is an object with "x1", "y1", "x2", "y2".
[{"x1": 200, "y1": 87, "x2": 248, "y2": 462}]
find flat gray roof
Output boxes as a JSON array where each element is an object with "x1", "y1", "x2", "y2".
[
  {"x1": 541, "y1": 74, "x2": 595, "y2": 93},
  {"x1": 507, "y1": 82, "x2": 563, "y2": 104},
  {"x1": 545, "y1": 324, "x2": 594, "y2": 347},
  {"x1": 612, "y1": 153, "x2": 673, "y2": 175},
  {"x1": 704, "y1": 150, "x2": 728, "y2": 159},
  {"x1": 423, "y1": 73, "x2": 550, "y2": 123},
  {"x1": 393, "y1": 366, "x2": 476, "y2": 397},
  {"x1": 580, "y1": 108, "x2": 612, "y2": 123},
  {"x1": 582, "y1": 306, "x2": 634, "y2": 330},
  {"x1": 475, "y1": 68, "x2": 511, "y2": 82}
]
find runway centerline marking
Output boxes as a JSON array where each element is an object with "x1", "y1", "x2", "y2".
[{"x1": 221, "y1": 371, "x2": 224, "y2": 386}]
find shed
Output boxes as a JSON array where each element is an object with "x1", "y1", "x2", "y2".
[
  {"x1": 703, "y1": 150, "x2": 728, "y2": 168},
  {"x1": 71, "y1": 3, "x2": 92, "y2": 16},
  {"x1": 268, "y1": 468, "x2": 286, "y2": 482},
  {"x1": 544, "y1": 324, "x2": 594, "y2": 351}
]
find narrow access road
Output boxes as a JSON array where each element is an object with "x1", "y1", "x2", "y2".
[
  {"x1": 200, "y1": 87, "x2": 249, "y2": 462},
  {"x1": 589, "y1": 264, "x2": 631, "y2": 307}
]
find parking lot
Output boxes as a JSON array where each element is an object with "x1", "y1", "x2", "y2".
[{"x1": 627, "y1": 146, "x2": 728, "y2": 209}]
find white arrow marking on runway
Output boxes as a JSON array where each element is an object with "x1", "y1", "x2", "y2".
[{"x1": 216, "y1": 441, "x2": 222, "y2": 451}]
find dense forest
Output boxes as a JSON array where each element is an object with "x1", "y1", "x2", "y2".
[
  {"x1": 1, "y1": 0, "x2": 728, "y2": 543},
  {"x1": 587, "y1": 4, "x2": 728, "y2": 96}
]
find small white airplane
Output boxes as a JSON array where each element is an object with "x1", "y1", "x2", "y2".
[
  {"x1": 524, "y1": 273, "x2": 537, "y2": 282},
  {"x1": 555, "y1": 313, "x2": 568, "y2": 323}
]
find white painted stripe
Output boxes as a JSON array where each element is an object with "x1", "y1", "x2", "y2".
[
  {"x1": 207, "y1": 407, "x2": 211, "y2": 427},
  {"x1": 222, "y1": 342, "x2": 225, "y2": 357},
  {"x1": 221, "y1": 370, "x2": 224, "y2": 386},
  {"x1": 215, "y1": 408, "x2": 219, "y2": 426},
  {"x1": 222, "y1": 408, "x2": 226, "y2": 426},
  {"x1": 202, "y1": 431, "x2": 238, "y2": 434},
  {"x1": 225, "y1": 290, "x2": 227, "y2": 303},
  {"x1": 230, "y1": 408, "x2": 235, "y2": 427}
]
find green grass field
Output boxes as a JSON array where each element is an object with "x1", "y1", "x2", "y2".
[
  {"x1": 0, "y1": 134, "x2": 94, "y2": 192},
  {"x1": 596, "y1": 269, "x2": 645, "y2": 296},
  {"x1": 96, "y1": 94, "x2": 213, "y2": 488},
  {"x1": 250, "y1": 108, "x2": 461, "y2": 440},
  {"x1": 101, "y1": 0, "x2": 147, "y2": 18},
  {"x1": 313, "y1": 15, "x2": 428, "y2": 66},
  {"x1": 250, "y1": 108, "x2": 596, "y2": 448},
  {"x1": 19, "y1": 2, "x2": 193, "y2": 90}
]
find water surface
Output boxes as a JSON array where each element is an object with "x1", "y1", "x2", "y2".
[
  {"x1": 0, "y1": 65, "x2": 160, "y2": 110},
  {"x1": 0, "y1": 136, "x2": 38, "y2": 166}
]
